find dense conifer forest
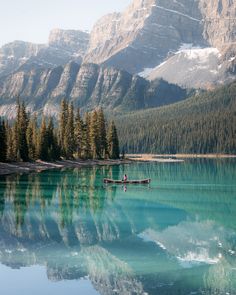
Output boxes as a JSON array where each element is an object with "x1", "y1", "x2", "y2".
[
  {"x1": 116, "y1": 81, "x2": 236, "y2": 154},
  {"x1": 0, "y1": 100, "x2": 120, "y2": 162},
  {"x1": 1, "y1": 81, "x2": 236, "y2": 159}
]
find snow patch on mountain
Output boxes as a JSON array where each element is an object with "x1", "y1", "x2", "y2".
[
  {"x1": 139, "y1": 60, "x2": 168, "y2": 78},
  {"x1": 138, "y1": 67, "x2": 155, "y2": 77},
  {"x1": 139, "y1": 45, "x2": 221, "y2": 82},
  {"x1": 177, "y1": 45, "x2": 221, "y2": 61},
  {"x1": 145, "y1": 45, "x2": 226, "y2": 88},
  {"x1": 178, "y1": 43, "x2": 202, "y2": 51}
]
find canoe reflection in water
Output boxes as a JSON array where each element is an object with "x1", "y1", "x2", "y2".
[{"x1": 104, "y1": 178, "x2": 151, "y2": 192}]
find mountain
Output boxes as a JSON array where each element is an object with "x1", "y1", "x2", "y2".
[
  {"x1": 48, "y1": 28, "x2": 89, "y2": 56},
  {"x1": 0, "y1": 41, "x2": 43, "y2": 77},
  {"x1": 84, "y1": 0, "x2": 236, "y2": 88},
  {"x1": 0, "y1": 0, "x2": 235, "y2": 118},
  {"x1": 85, "y1": 0, "x2": 205, "y2": 73},
  {"x1": 0, "y1": 29, "x2": 89, "y2": 78},
  {"x1": 1, "y1": 0, "x2": 235, "y2": 90},
  {"x1": 0, "y1": 62, "x2": 189, "y2": 118},
  {"x1": 115, "y1": 80, "x2": 236, "y2": 153}
]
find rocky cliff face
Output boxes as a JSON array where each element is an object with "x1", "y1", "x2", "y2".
[
  {"x1": 85, "y1": 0, "x2": 206, "y2": 73},
  {"x1": 83, "y1": 0, "x2": 235, "y2": 88},
  {"x1": 200, "y1": 0, "x2": 236, "y2": 50},
  {"x1": 0, "y1": 62, "x2": 188, "y2": 118},
  {"x1": 199, "y1": 0, "x2": 236, "y2": 79},
  {"x1": 48, "y1": 28, "x2": 89, "y2": 58},
  {"x1": 0, "y1": 41, "x2": 43, "y2": 77},
  {"x1": 0, "y1": 0, "x2": 235, "y2": 108},
  {"x1": 0, "y1": 29, "x2": 89, "y2": 78}
]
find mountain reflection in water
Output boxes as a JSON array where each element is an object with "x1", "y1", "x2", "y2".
[{"x1": 0, "y1": 160, "x2": 236, "y2": 295}]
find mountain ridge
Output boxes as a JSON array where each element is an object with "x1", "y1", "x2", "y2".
[
  {"x1": 1, "y1": 0, "x2": 235, "y2": 88},
  {"x1": 0, "y1": 0, "x2": 235, "y2": 118},
  {"x1": 0, "y1": 61, "x2": 189, "y2": 118},
  {"x1": 0, "y1": 29, "x2": 89, "y2": 78}
]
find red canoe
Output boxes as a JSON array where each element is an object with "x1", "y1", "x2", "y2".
[{"x1": 103, "y1": 178, "x2": 151, "y2": 184}]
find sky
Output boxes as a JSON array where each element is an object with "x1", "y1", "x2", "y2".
[{"x1": 0, "y1": 0, "x2": 131, "y2": 46}]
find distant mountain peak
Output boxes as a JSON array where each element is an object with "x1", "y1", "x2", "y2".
[
  {"x1": 0, "y1": 0, "x2": 235, "y2": 102},
  {"x1": 0, "y1": 29, "x2": 90, "y2": 78},
  {"x1": 84, "y1": 0, "x2": 206, "y2": 73},
  {"x1": 48, "y1": 28, "x2": 89, "y2": 52}
]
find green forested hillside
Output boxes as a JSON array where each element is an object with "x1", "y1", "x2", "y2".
[{"x1": 115, "y1": 81, "x2": 236, "y2": 154}]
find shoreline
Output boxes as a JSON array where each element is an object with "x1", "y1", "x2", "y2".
[
  {"x1": 1, "y1": 154, "x2": 235, "y2": 176},
  {"x1": 127, "y1": 154, "x2": 236, "y2": 162},
  {"x1": 0, "y1": 159, "x2": 132, "y2": 176}
]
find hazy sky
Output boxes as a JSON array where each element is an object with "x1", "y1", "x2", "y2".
[{"x1": 0, "y1": 0, "x2": 131, "y2": 46}]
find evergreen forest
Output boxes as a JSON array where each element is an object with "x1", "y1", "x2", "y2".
[
  {"x1": 1, "y1": 81, "x2": 236, "y2": 159},
  {"x1": 0, "y1": 100, "x2": 120, "y2": 162},
  {"x1": 116, "y1": 81, "x2": 236, "y2": 154}
]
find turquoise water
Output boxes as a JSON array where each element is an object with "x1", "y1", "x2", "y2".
[{"x1": 0, "y1": 159, "x2": 236, "y2": 295}]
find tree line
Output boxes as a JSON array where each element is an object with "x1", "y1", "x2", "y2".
[
  {"x1": 0, "y1": 99, "x2": 120, "y2": 162},
  {"x1": 116, "y1": 81, "x2": 236, "y2": 154},
  {"x1": 118, "y1": 110, "x2": 236, "y2": 154}
]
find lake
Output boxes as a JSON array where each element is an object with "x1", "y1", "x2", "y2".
[{"x1": 0, "y1": 159, "x2": 236, "y2": 295}]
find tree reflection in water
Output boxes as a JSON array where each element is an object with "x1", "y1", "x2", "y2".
[{"x1": 0, "y1": 161, "x2": 235, "y2": 295}]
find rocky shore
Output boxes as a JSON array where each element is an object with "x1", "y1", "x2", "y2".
[{"x1": 0, "y1": 159, "x2": 132, "y2": 176}]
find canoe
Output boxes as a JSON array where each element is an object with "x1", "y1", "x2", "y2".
[{"x1": 103, "y1": 178, "x2": 151, "y2": 184}]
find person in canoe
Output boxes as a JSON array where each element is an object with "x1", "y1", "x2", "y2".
[{"x1": 123, "y1": 174, "x2": 128, "y2": 182}]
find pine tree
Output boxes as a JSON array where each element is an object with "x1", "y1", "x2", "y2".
[
  {"x1": 6, "y1": 126, "x2": 14, "y2": 161},
  {"x1": 27, "y1": 115, "x2": 38, "y2": 161},
  {"x1": 107, "y1": 121, "x2": 120, "y2": 159},
  {"x1": 12, "y1": 101, "x2": 21, "y2": 161},
  {"x1": 89, "y1": 110, "x2": 99, "y2": 159},
  {"x1": 47, "y1": 117, "x2": 60, "y2": 160},
  {"x1": 0, "y1": 118, "x2": 7, "y2": 162},
  {"x1": 82, "y1": 112, "x2": 91, "y2": 159},
  {"x1": 64, "y1": 102, "x2": 75, "y2": 159},
  {"x1": 97, "y1": 108, "x2": 108, "y2": 159},
  {"x1": 75, "y1": 108, "x2": 83, "y2": 158},
  {"x1": 12, "y1": 122, "x2": 20, "y2": 161},
  {"x1": 1, "y1": 100, "x2": 122, "y2": 162},
  {"x1": 38, "y1": 117, "x2": 48, "y2": 161},
  {"x1": 59, "y1": 99, "x2": 68, "y2": 156},
  {"x1": 16, "y1": 101, "x2": 29, "y2": 161},
  {"x1": 32, "y1": 115, "x2": 39, "y2": 159}
]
